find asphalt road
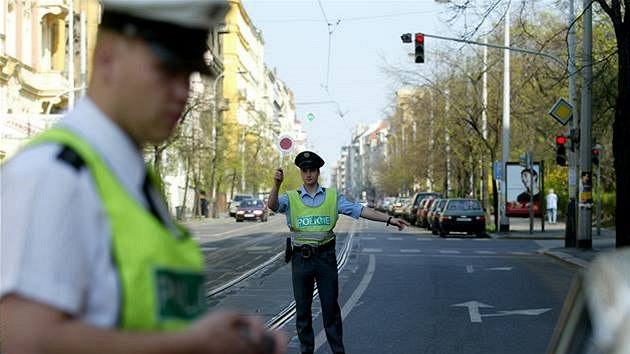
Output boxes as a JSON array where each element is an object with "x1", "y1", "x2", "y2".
[{"x1": 189, "y1": 216, "x2": 580, "y2": 354}]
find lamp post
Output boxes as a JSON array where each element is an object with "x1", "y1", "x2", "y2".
[
  {"x1": 499, "y1": 1, "x2": 511, "y2": 232},
  {"x1": 209, "y1": 72, "x2": 224, "y2": 218}
]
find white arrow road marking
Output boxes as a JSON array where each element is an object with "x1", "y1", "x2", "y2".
[
  {"x1": 482, "y1": 308, "x2": 552, "y2": 317},
  {"x1": 453, "y1": 301, "x2": 552, "y2": 322},
  {"x1": 466, "y1": 265, "x2": 475, "y2": 273},
  {"x1": 486, "y1": 267, "x2": 513, "y2": 271},
  {"x1": 452, "y1": 301, "x2": 494, "y2": 323}
]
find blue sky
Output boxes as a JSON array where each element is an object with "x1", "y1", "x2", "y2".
[{"x1": 245, "y1": 0, "x2": 449, "y2": 183}]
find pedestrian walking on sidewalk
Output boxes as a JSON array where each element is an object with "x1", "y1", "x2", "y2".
[
  {"x1": 0, "y1": 2, "x2": 285, "y2": 354},
  {"x1": 546, "y1": 189, "x2": 558, "y2": 224},
  {"x1": 268, "y1": 151, "x2": 409, "y2": 354}
]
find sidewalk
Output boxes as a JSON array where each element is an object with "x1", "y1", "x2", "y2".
[{"x1": 489, "y1": 218, "x2": 619, "y2": 268}]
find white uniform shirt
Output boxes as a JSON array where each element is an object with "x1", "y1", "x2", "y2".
[
  {"x1": 546, "y1": 193, "x2": 558, "y2": 209},
  {"x1": 1, "y1": 98, "x2": 151, "y2": 328}
]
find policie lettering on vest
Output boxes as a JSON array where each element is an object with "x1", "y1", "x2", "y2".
[{"x1": 296, "y1": 215, "x2": 332, "y2": 228}]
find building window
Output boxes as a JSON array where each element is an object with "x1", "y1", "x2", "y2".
[{"x1": 40, "y1": 14, "x2": 64, "y2": 71}]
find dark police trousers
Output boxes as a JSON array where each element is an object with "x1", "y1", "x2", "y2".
[{"x1": 291, "y1": 243, "x2": 345, "y2": 354}]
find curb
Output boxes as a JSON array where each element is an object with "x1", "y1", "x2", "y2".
[{"x1": 539, "y1": 249, "x2": 590, "y2": 268}]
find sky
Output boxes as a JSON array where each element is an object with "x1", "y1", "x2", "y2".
[{"x1": 245, "y1": 0, "x2": 452, "y2": 183}]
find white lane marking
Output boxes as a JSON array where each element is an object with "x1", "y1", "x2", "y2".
[
  {"x1": 510, "y1": 251, "x2": 533, "y2": 256},
  {"x1": 475, "y1": 250, "x2": 496, "y2": 255},
  {"x1": 244, "y1": 246, "x2": 270, "y2": 251},
  {"x1": 314, "y1": 254, "x2": 376, "y2": 352},
  {"x1": 362, "y1": 237, "x2": 376, "y2": 240},
  {"x1": 445, "y1": 238, "x2": 463, "y2": 241},
  {"x1": 400, "y1": 249, "x2": 421, "y2": 253},
  {"x1": 387, "y1": 237, "x2": 403, "y2": 240},
  {"x1": 362, "y1": 248, "x2": 382, "y2": 253},
  {"x1": 473, "y1": 238, "x2": 491, "y2": 241},
  {"x1": 440, "y1": 250, "x2": 461, "y2": 254},
  {"x1": 466, "y1": 265, "x2": 475, "y2": 273},
  {"x1": 486, "y1": 267, "x2": 514, "y2": 271},
  {"x1": 416, "y1": 238, "x2": 432, "y2": 241},
  {"x1": 201, "y1": 247, "x2": 218, "y2": 252}
]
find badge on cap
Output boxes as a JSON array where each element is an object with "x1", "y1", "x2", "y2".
[{"x1": 304, "y1": 152, "x2": 310, "y2": 158}]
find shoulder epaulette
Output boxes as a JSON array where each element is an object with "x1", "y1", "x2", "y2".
[{"x1": 56, "y1": 146, "x2": 85, "y2": 171}]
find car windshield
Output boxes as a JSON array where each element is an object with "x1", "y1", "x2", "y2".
[
  {"x1": 447, "y1": 200, "x2": 482, "y2": 210},
  {"x1": 241, "y1": 199, "x2": 263, "y2": 207}
]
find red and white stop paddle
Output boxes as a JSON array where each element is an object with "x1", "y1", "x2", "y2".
[{"x1": 277, "y1": 135, "x2": 294, "y2": 165}]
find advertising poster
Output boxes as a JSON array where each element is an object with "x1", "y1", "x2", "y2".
[{"x1": 505, "y1": 162, "x2": 542, "y2": 217}]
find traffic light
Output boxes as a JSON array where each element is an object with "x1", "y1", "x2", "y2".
[
  {"x1": 415, "y1": 33, "x2": 424, "y2": 63},
  {"x1": 401, "y1": 33, "x2": 412, "y2": 43},
  {"x1": 555, "y1": 135, "x2": 567, "y2": 166},
  {"x1": 591, "y1": 147, "x2": 600, "y2": 166}
]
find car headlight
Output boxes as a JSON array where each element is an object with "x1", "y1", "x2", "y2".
[
  {"x1": 237, "y1": 210, "x2": 245, "y2": 215},
  {"x1": 254, "y1": 210, "x2": 263, "y2": 215}
]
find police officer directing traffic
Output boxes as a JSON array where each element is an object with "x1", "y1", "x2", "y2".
[
  {"x1": 268, "y1": 151, "x2": 409, "y2": 354},
  {"x1": 0, "y1": 1, "x2": 285, "y2": 353}
]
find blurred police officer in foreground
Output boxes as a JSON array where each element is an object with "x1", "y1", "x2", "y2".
[
  {"x1": 0, "y1": 1, "x2": 285, "y2": 353},
  {"x1": 268, "y1": 151, "x2": 409, "y2": 354}
]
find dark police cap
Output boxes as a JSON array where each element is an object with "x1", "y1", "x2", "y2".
[
  {"x1": 295, "y1": 151, "x2": 325, "y2": 169},
  {"x1": 100, "y1": 0, "x2": 229, "y2": 75}
]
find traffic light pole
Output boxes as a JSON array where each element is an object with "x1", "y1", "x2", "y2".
[
  {"x1": 578, "y1": 0, "x2": 593, "y2": 249},
  {"x1": 565, "y1": 0, "x2": 578, "y2": 247}
]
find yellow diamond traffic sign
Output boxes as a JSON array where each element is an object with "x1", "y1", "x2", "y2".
[{"x1": 549, "y1": 98, "x2": 573, "y2": 126}]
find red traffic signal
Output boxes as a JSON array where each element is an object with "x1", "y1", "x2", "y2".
[
  {"x1": 591, "y1": 148, "x2": 600, "y2": 165},
  {"x1": 555, "y1": 135, "x2": 567, "y2": 145},
  {"x1": 414, "y1": 33, "x2": 424, "y2": 64},
  {"x1": 555, "y1": 135, "x2": 567, "y2": 166}
]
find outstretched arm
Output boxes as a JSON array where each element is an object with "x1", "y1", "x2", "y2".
[{"x1": 360, "y1": 207, "x2": 409, "y2": 231}]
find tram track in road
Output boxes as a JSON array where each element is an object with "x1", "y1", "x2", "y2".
[
  {"x1": 203, "y1": 217, "x2": 358, "y2": 329},
  {"x1": 265, "y1": 222, "x2": 358, "y2": 330}
]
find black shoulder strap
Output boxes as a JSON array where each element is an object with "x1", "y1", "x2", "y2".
[{"x1": 56, "y1": 146, "x2": 85, "y2": 171}]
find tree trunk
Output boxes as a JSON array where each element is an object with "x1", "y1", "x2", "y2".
[{"x1": 613, "y1": 36, "x2": 630, "y2": 247}]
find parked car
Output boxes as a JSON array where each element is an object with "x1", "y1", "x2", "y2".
[
  {"x1": 392, "y1": 198, "x2": 410, "y2": 218},
  {"x1": 408, "y1": 192, "x2": 442, "y2": 225},
  {"x1": 235, "y1": 199, "x2": 268, "y2": 222},
  {"x1": 417, "y1": 197, "x2": 437, "y2": 227},
  {"x1": 377, "y1": 197, "x2": 395, "y2": 212},
  {"x1": 437, "y1": 199, "x2": 486, "y2": 237},
  {"x1": 429, "y1": 199, "x2": 448, "y2": 234},
  {"x1": 228, "y1": 194, "x2": 254, "y2": 217}
]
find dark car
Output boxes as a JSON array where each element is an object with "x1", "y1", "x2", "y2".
[
  {"x1": 407, "y1": 192, "x2": 442, "y2": 225},
  {"x1": 235, "y1": 199, "x2": 268, "y2": 222},
  {"x1": 437, "y1": 199, "x2": 486, "y2": 237}
]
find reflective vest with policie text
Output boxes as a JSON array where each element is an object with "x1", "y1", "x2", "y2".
[
  {"x1": 29, "y1": 128, "x2": 206, "y2": 331},
  {"x1": 287, "y1": 188, "x2": 338, "y2": 246}
]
